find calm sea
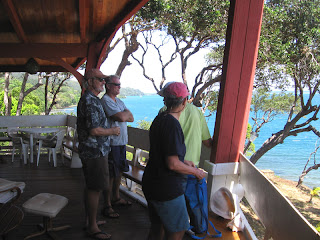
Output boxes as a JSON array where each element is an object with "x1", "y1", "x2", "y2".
[{"x1": 59, "y1": 94, "x2": 320, "y2": 189}]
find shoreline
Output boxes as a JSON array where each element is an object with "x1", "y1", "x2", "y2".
[{"x1": 261, "y1": 169, "x2": 312, "y2": 191}]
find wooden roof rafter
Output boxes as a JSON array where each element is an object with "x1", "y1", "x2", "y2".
[
  {"x1": 1, "y1": 0, "x2": 28, "y2": 42},
  {"x1": 0, "y1": 0, "x2": 150, "y2": 76},
  {"x1": 0, "y1": 43, "x2": 88, "y2": 58},
  {"x1": 79, "y1": 0, "x2": 89, "y2": 43}
]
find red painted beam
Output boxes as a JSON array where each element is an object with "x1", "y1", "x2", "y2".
[
  {"x1": 83, "y1": 0, "x2": 150, "y2": 88},
  {"x1": 0, "y1": 43, "x2": 87, "y2": 58},
  {"x1": 211, "y1": 0, "x2": 264, "y2": 163},
  {"x1": 44, "y1": 57, "x2": 84, "y2": 88}
]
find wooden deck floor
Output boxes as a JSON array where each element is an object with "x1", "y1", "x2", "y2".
[
  {"x1": 1, "y1": 154, "x2": 246, "y2": 240},
  {"x1": 0, "y1": 155, "x2": 153, "y2": 240},
  {"x1": 0, "y1": 155, "x2": 202, "y2": 240}
]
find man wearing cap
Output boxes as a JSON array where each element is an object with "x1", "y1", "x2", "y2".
[
  {"x1": 142, "y1": 82, "x2": 206, "y2": 240},
  {"x1": 100, "y1": 75, "x2": 134, "y2": 218},
  {"x1": 77, "y1": 68, "x2": 120, "y2": 240}
]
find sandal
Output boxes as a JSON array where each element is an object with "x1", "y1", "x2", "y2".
[
  {"x1": 101, "y1": 205, "x2": 120, "y2": 218},
  {"x1": 112, "y1": 198, "x2": 132, "y2": 207},
  {"x1": 87, "y1": 231, "x2": 111, "y2": 240},
  {"x1": 83, "y1": 220, "x2": 106, "y2": 230}
]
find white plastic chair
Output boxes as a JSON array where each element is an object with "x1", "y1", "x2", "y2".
[
  {"x1": 7, "y1": 128, "x2": 29, "y2": 164},
  {"x1": 36, "y1": 130, "x2": 66, "y2": 167}
]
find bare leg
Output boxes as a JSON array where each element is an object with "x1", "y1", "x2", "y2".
[
  {"x1": 101, "y1": 178, "x2": 119, "y2": 218},
  {"x1": 167, "y1": 230, "x2": 185, "y2": 240},
  {"x1": 103, "y1": 177, "x2": 114, "y2": 207},
  {"x1": 113, "y1": 173, "x2": 122, "y2": 200},
  {"x1": 111, "y1": 172, "x2": 132, "y2": 205},
  {"x1": 147, "y1": 223, "x2": 165, "y2": 240},
  {"x1": 85, "y1": 188, "x2": 100, "y2": 233}
]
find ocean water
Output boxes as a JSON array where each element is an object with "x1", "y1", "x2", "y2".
[{"x1": 60, "y1": 94, "x2": 320, "y2": 189}]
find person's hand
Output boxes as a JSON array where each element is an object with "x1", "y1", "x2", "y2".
[
  {"x1": 194, "y1": 168, "x2": 206, "y2": 180},
  {"x1": 111, "y1": 127, "x2": 120, "y2": 136},
  {"x1": 184, "y1": 160, "x2": 195, "y2": 168}
]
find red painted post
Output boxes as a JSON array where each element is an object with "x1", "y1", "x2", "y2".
[{"x1": 211, "y1": 0, "x2": 264, "y2": 164}]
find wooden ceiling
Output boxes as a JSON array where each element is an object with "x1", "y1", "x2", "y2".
[{"x1": 0, "y1": 0, "x2": 148, "y2": 73}]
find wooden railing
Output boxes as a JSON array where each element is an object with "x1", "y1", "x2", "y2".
[
  {"x1": 0, "y1": 115, "x2": 69, "y2": 155},
  {"x1": 239, "y1": 154, "x2": 320, "y2": 239}
]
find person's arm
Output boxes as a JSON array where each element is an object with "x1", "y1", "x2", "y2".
[
  {"x1": 90, "y1": 126, "x2": 120, "y2": 136},
  {"x1": 111, "y1": 109, "x2": 134, "y2": 122},
  {"x1": 202, "y1": 137, "x2": 213, "y2": 148},
  {"x1": 166, "y1": 156, "x2": 206, "y2": 180},
  {"x1": 184, "y1": 160, "x2": 195, "y2": 167}
]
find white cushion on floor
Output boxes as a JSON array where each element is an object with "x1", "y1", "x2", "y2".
[
  {"x1": 23, "y1": 193, "x2": 68, "y2": 218},
  {"x1": 0, "y1": 178, "x2": 25, "y2": 203}
]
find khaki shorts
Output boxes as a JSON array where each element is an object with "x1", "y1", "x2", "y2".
[{"x1": 81, "y1": 155, "x2": 109, "y2": 191}]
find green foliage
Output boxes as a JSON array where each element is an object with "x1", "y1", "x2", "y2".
[
  {"x1": 250, "y1": 88, "x2": 299, "y2": 135},
  {"x1": 310, "y1": 187, "x2": 320, "y2": 198},
  {"x1": 316, "y1": 222, "x2": 320, "y2": 232},
  {"x1": 257, "y1": 0, "x2": 320, "y2": 90},
  {"x1": 137, "y1": 119, "x2": 152, "y2": 130},
  {"x1": 0, "y1": 78, "x2": 42, "y2": 115},
  {"x1": 251, "y1": 88, "x2": 300, "y2": 117},
  {"x1": 57, "y1": 86, "x2": 80, "y2": 108},
  {"x1": 204, "y1": 90, "x2": 219, "y2": 116},
  {"x1": 246, "y1": 124, "x2": 252, "y2": 140},
  {"x1": 244, "y1": 124, "x2": 256, "y2": 157},
  {"x1": 139, "y1": 0, "x2": 229, "y2": 42},
  {"x1": 0, "y1": 74, "x2": 81, "y2": 116},
  {"x1": 126, "y1": 151, "x2": 133, "y2": 161},
  {"x1": 310, "y1": 187, "x2": 320, "y2": 205}
]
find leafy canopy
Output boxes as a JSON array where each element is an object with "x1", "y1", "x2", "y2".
[{"x1": 139, "y1": 0, "x2": 229, "y2": 43}]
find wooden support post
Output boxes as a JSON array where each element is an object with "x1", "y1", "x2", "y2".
[{"x1": 211, "y1": 0, "x2": 264, "y2": 164}]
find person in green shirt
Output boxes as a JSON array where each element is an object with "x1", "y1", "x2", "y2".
[
  {"x1": 179, "y1": 102, "x2": 212, "y2": 166},
  {"x1": 159, "y1": 82, "x2": 212, "y2": 167}
]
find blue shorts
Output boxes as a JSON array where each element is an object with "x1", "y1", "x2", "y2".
[
  {"x1": 147, "y1": 195, "x2": 190, "y2": 233},
  {"x1": 108, "y1": 145, "x2": 129, "y2": 177}
]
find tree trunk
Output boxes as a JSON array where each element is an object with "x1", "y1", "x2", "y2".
[
  {"x1": 116, "y1": 30, "x2": 139, "y2": 77},
  {"x1": 3, "y1": 72, "x2": 11, "y2": 116},
  {"x1": 250, "y1": 132, "x2": 284, "y2": 164},
  {"x1": 16, "y1": 73, "x2": 29, "y2": 116},
  {"x1": 44, "y1": 74, "x2": 49, "y2": 115},
  {"x1": 250, "y1": 117, "x2": 314, "y2": 164}
]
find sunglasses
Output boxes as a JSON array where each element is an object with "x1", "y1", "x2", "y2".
[
  {"x1": 93, "y1": 77, "x2": 107, "y2": 82},
  {"x1": 108, "y1": 82, "x2": 121, "y2": 87}
]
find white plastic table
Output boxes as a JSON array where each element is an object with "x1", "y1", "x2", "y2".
[{"x1": 19, "y1": 128, "x2": 64, "y2": 163}]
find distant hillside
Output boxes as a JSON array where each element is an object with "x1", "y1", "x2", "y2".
[
  {"x1": 11, "y1": 73, "x2": 142, "y2": 96},
  {"x1": 120, "y1": 87, "x2": 144, "y2": 97}
]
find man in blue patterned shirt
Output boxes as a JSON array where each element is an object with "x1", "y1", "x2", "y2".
[{"x1": 77, "y1": 68, "x2": 120, "y2": 240}]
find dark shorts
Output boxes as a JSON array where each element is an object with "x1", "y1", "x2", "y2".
[
  {"x1": 81, "y1": 155, "x2": 109, "y2": 191},
  {"x1": 108, "y1": 145, "x2": 129, "y2": 178},
  {"x1": 147, "y1": 195, "x2": 190, "y2": 233}
]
